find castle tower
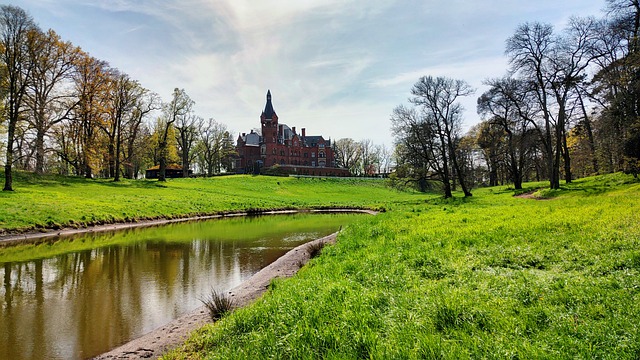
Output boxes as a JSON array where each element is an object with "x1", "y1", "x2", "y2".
[{"x1": 260, "y1": 90, "x2": 278, "y2": 144}]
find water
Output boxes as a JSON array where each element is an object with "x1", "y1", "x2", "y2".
[{"x1": 0, "y1": 213, "x2": 362, "y2": 360}]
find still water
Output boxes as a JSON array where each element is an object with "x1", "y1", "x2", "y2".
[{"x1": 0, "y1": 213, "x2": 362, "y2": 360}]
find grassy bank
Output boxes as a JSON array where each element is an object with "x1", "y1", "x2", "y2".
[
  {"x1": 0, "y1": 172, "x2": 422, "y2": 234},
  {"x1": 164, "y1": 173, "x2": 640, "y2": 359}
]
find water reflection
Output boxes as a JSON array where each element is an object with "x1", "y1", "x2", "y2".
[{"x1": 0, "y1": 213, "x2": 360, "y2": 360}]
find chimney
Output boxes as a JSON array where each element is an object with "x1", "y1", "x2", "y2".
[
  {"x1": 242, "y1": 133, "x2": 246, "y2": 137},
  {"x1": 292, "y1": 127, "x2": 296, "y2": 134},
  {"x1": 302, "y1": 128, "x2": 306, "y2": 137}
]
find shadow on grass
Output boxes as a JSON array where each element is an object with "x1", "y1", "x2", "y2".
[
  {"x1": 533, "y1": 173, "x2": 639, "y2": 199},
  {"x1": 1, "y1": 170, "x2": 170, "y2": 190}
]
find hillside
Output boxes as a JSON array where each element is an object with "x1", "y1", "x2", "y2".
[{"x1": 162, "y1": 174, "x2": 640, "y2": 359}]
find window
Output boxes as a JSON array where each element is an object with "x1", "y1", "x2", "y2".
[{"x1": 312, "y1": 152, "x2": 315, "y2": 158}]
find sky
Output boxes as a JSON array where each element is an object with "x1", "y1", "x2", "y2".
[{"x1": 10, "y1": 0, "x2": 606, "y2": 148}]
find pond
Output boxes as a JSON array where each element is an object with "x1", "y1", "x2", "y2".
[{"x1": 0, "y1": 212, "x2": 364, "y2": 360}]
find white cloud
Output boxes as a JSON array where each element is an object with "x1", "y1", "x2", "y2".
[{"x1": 9, "y1": 0, "x2": 608, "y2": 149}]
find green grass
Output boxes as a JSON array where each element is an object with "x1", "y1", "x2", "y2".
[
  {"x1": 0, "y1": 171, "x2": 423, "y2": 233},
  {"x1": 162, "y1": 173, "x2": 640, "y2": 359}
]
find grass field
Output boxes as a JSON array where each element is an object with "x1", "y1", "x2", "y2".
[
  {"x1": 0, "y1": 171, "x2": 422, "y2": 233},
  {"x1": 160, "y1": 173, "x2": 640, "y2": 359},
  {"x1": 2, "y1": 171, "x2": 639, "y2": 358}
]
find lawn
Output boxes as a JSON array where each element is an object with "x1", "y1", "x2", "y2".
[
  {"x1": 163, "y1": 173, "x2": 640, "y2": 359},
  {"x1": 0, "y1": 172, "x2": 422, "y2": 233}
]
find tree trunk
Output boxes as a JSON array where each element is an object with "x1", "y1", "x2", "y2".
[
  {"x1": 158, "y1": 143, "x2": 167, "y2": 182},
  {"x1": 3, "y1": 116, "x2": 16, "y2": 191},
  {"x1": 114, "y1": 119, "x2": 122, "y2": 182},
  {"x1": 35, "y1": 117, "x2": 46, "y2": 175}
]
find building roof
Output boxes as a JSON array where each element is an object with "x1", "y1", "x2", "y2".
[
  {"x1": 261, "y1": 90, "x2": 277, "y2": 120},
  {"x1": 304, "y1": 136, "x2": 330, "y2": 147}
]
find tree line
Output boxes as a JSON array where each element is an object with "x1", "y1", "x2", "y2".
[
  {"x1": 392, "y1": 0, "x2": 640, "y2": 197},
  {"x1": 331, "y1": 138, "x2": 393, "y2": 177},
  {"x1": 0, "y1": 5, "x2": 235, "y2": 191}
]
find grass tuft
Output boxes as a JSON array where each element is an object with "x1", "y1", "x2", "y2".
[{"x1": 200, "y1": 289, "x2": 234, "y2": 322}]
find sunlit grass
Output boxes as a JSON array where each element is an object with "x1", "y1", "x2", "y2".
[
  {"x1": 163, "y1": 173, "x2": 640, "y2": 359},
  {"x1": 0, "y1": 172, "x2": 425, "y2": 233}
]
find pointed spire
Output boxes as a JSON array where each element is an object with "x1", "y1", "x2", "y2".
[{"x1": 262, "y1": 89, "x2": 276, "y2": 120}]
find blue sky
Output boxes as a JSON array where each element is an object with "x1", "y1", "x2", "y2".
[{"x1": 11, "y1": 0, "x2": 605, "y2": 147}]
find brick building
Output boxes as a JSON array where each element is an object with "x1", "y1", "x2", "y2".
[{"x1": 235, "y1": 90, "x2": 350, "y2": 176}]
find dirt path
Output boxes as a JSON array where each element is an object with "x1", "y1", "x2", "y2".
[{"x1": 93, "y1": 231, "x2": 338, "y2": 359}]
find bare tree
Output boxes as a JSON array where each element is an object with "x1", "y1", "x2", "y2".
[
  {"x1": 122, "y1": 89, "x2": 159, "y2": 179},
  {"x1": 108, "y1": 73, "x2": 145, "y2": 181},
  {"x1": 174, "y1": 112, "x2": 201, "y2": 178},
  {"x1": 410, "y1": 76, "x2": 474, "y2": 197},
  {"x1": 332, "y1": 138, "x2": 362, "y2": 175},
  {"x1": 196, "y1": 118, "x2": 230, "y2": 176},
  {"x1": 25, "y1": 28, "x2": 80, "y2": 174},
  {"x1": 506, "y1": 19, "x2": 601, "y2": 188},
  {"x1": 478, "y1": 77, "x2": 539, "y2": 189},
  {"x1": 1, "y1": 5, "x2": 37, "y2": 190},
  {"x1": 158, "y1": 88, "x2": 193, "y2": 181},
  {"x1": 391, "y1": 105, "x2": 441, "y2": 193}
]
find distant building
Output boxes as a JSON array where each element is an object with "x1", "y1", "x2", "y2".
[
  {"x1": 145, "y1": 164, "x2": 192, "y2": 179},
  {"x1": 235, "y1": 90, "x2": 350, "y2": 176}
]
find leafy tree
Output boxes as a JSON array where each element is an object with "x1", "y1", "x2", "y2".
[{"x1": 71, "y1": 52, "x2": 110, "y2": 179}]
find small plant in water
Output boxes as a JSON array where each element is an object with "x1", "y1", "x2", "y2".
[{"x1": 200, "y1": 288, "x2": 234, "y2": 321}]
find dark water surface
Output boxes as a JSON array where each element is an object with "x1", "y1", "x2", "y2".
[{"x1": 0, "y1": 213, "x2": 362, "y2": 360}]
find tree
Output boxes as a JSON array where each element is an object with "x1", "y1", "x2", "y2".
[
  {"x1": 391, "y1": 105, "x2": 440, "y2": 193},
  {"x1": 158, "y1": 88, "x2": 193, "y2": 181},
  {"x1": 506, "y1": 19, "x2": 601, "y2": 188},
  {"x1": 478, "y1": 77, "x2": 539, "y2": 189},
  {"x1": 71, "y1": 52, "x2": 110, "y2": 179},
  {"x1": 409, "y1": 76, "x2": 474, "y2": 197},
  {"x1": 475, "y1": 120, "x2": 506, "y2": 187},
  {"x1": 332, "y1": 138, "x2": 362, "y2": 175},
  {"x1": 1, "y1": 5, "x2": 37, "y2": 191},
  {"x1": 107, "y1": 73, "x2": 144, "y2": 181},
  {"x1": 196, "y1": 118, "x2": 230, "y2": 176},
  {"x1": 25, "y1": 28, "x2": 80, "y2": 174},
  {"x1": 122, "y1": 89, "x2": 159, "y2": 179},
  {"x1": 359, "y1": 139, "x2": 381, "y2": 176},
  {"x1": 174, "y1": 112, "x2": 200, "y2": 178}
]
